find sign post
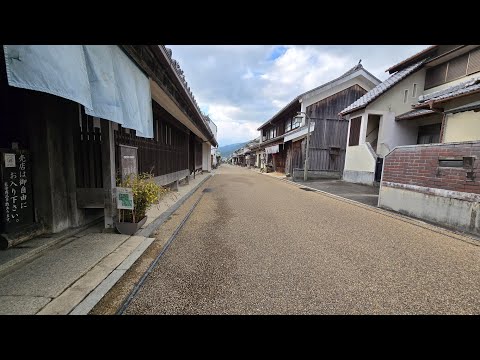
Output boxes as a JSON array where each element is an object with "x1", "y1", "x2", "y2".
[{"x1": 1, "y1": 150, "x2": 35, "y2": 234}]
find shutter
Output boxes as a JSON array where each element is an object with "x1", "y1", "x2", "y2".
[
  {"x1": 424, "y1": 63, "x2": 448, "y2": 89},
  {"x1": 446, "y1": 53, "x2": 468, "y2": 82},
  {"x1": 348, "y1": 117, "x2": 361, "y2": 146},
  {"x1": 467, "y1": 47, "x2": 480, "y2": 75}
]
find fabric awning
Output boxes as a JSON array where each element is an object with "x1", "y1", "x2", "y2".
[{"x1": 3, "y1": 45, "x2": 153, "y2": 138}]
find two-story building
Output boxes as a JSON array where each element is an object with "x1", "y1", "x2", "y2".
[
  {"x1": 0, "y1": 45, "x2": 217, "y2": 249},
  {"x1": 254, "y1": 63, "x2": 380, "y2": 178},
  {"x1": 377, "y1": 45, "x2": 480, "y2": 235},
  {"x1": 339, "y1": 45, "x2": 480, "y2": 186}
]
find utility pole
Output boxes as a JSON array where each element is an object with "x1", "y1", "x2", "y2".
[{"x1": 303, "y1": 113, "x2": 312, "y2": 181}]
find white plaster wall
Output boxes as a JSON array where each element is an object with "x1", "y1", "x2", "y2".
[
  {"x1": 344, "y1": 144, "x2": 376, "y2": 172},
  {"x1": 368, "y1": 68, "x2": 426, "y2": 116},
  {"x1": 376, "y1": 112, "x2": 419, "y2": 157},
  {"x1": 444, "y1": 110, "x2": 480, "y2": 142},
  {"x1": 202, "y1": 142, "x2": 211, "y2": 171},
  {"x1": 379, "y1": 185, "x2": 480, "y2": 235}
]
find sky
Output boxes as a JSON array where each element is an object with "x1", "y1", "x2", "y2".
[{"x1": 167, "y1": 45, "x2": 430, "y2": 147}]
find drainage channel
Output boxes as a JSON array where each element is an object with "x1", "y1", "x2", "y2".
[{"x1": 116, "y1": 188, "x2": 212, "y2": 315}]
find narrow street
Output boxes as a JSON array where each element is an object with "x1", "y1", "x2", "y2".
[{"x1": 124, "y1": 165, "x2": 480, "y2": 315}]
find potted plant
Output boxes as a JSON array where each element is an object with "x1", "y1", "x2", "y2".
[{"x1": 115, "y1": 173, "x2": 168, "y2": 235}]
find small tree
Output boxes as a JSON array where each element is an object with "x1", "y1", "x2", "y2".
[{"x1": 117, "y1": 173, "x2": 168, "y2": 223}]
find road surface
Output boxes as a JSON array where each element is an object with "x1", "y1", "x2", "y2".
[{"x1": 124, "y1": 165, "x2": 480, "y2": 314}]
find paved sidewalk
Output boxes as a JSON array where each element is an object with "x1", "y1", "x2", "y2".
[
  {"x1": 245, "y1": 166, "x2": 379, "y2": 206},
  {"x1": 294, "y1": 179, "x2": 379, "y2": 207},
  {"x1": 0, "y1": 171, "x2": 211, "y2": 315}
]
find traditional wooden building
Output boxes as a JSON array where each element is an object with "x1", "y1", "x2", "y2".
[
  {"x1": 254, "y1": 63, "x2": 380, "y2": 178},
  {"x1": 0, "y1": 45, "x2": 217, "y2": 249}
]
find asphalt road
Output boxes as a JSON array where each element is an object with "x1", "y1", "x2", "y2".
[{"x1": 124, "y1": 165, "x2": 480, "y2": 314}]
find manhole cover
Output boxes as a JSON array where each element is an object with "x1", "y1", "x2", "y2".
[
  {"x1": 300, "y1": 187, "x2": 315, "y2": 192},
  {"x1": 202, "y1": 188, "x2": 213, "y2": 193}
]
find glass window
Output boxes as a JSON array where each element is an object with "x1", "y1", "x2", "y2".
[
  {"x1": 285, "y1": 119, "x2": 291, "y2": 132},
  {"x1": 292, "y1": 117, "x2": 301, "y2": 129}
]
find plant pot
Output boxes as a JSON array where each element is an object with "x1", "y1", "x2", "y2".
[{"x1": 115, "y1": 216, "x2": 147, "y2": 235}]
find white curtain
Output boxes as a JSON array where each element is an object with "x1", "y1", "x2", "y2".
[{"x1": 3, "y1": 45, "x2": 153, "y2": 138}]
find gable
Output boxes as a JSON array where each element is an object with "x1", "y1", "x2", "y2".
[{"x1": 307, "y1": 84, "x2": 368, "y2": 119}]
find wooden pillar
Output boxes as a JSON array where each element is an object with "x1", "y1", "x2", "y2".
[
  {"x1": 101, "y1": 120, "x2": 116, "y2": 228},
  {"x1": 439, "y1": 113, "x2": 447, "y2": 143}
]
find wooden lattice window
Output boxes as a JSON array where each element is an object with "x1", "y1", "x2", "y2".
[
  {"x1": 446, "y1": 53, "x2": 469, "y2": 82},
  {"x1": 467, "y1": 47, "x2": 480, "y2": 75},
  {"x1": 425, "y1": 63, "x2": 448, "y2": 89}
]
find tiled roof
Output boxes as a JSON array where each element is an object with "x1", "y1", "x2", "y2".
[
  {"x1": 258, "y1": 63, "x2": 381, "y2": 130},
  {"x1": 395, "y1": 108, "x2": 436, "y2": 121},
  {"x1": 415, "y1": 77, "x2": 480, "y2": 107},
  {"x1": 339, "y1": 60, "x2": 426, "y2": 116}
]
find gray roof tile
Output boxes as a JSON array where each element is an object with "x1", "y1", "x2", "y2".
[
  {"x1": 339, "y1": 60, "x2": 426, "y2": 116},
  {"x1": 416, "y1": 77, "x2": 480, "y2": 105},
  {"x1": 395, "y1": 108, "x2": 435, "y2": 121}
]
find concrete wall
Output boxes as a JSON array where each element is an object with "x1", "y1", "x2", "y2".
[
  {"x1": 343, "y1": 143, "x2": 377, "y2": 185},
  {"x1": 202, "y1": 142, "x2": 211, "y2": 172},
  {"x1": 444, "y1": 110, "x2": 480, "y2": 142},
  {"x1": 379, "y1": 184, "x2": 480, "y2": 235},
  {"x1": 293, "y1": 169, "x2": 341, "y2": 181}
]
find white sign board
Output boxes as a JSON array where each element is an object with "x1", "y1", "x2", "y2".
[
  {"x1": 116, "y1": 187, "x2": 134, "y2": 210},
  {"x1": 265, "y1": 145, "x2": 280, "y2": 154},
  {"x1": 4, "y1": 153, "x2": 16, "y2": 168}
]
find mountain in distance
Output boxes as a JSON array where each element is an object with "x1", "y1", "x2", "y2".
[{"x1": 217, "y1": 141, "x2": 248, "y2": 159}]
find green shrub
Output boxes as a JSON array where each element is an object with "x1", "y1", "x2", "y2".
[{"x1": 117, "y1": 173, "x2": 168, "y2": 223}]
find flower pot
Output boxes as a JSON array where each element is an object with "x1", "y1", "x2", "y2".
[{"x1": 115, "y1": 216, "x2": 148, "y2": 235}]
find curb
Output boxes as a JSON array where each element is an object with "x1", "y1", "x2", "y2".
[
  {"x1": 70, "y1": 174, "x2": 213, "y2": 315},
  {"x1": 137, "y1": 174, "x2": 212, "y2": 238},
  {"x1": 250, "y1": 166, "x2": 480, "y2": 247}
]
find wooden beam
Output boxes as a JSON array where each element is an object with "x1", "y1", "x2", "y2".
[{"x1": 101, "y1": 120, "x2": 116, "y2": 228}]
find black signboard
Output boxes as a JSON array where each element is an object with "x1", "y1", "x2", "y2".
[
  {"x1": 0, "y1": 150, "x2": 35, "y2": 233},
  {"x1": 119, "y1": 145, "x2": 138, "y2": 180}
]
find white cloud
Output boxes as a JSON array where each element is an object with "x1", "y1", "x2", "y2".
[
  {"x1": 242, "y1": 68, "x2": 254, "y2": 79},
  {"x1": 167, "y1": 45, "x2": 430, "y2": 146},
  {"x1": 260, "y1": 46, "x2": 349, "y2": 110}
]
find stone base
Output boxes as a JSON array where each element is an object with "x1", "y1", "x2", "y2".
[{"x1": 342, "y1": 170, "x2": 375, "y2": 186}]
